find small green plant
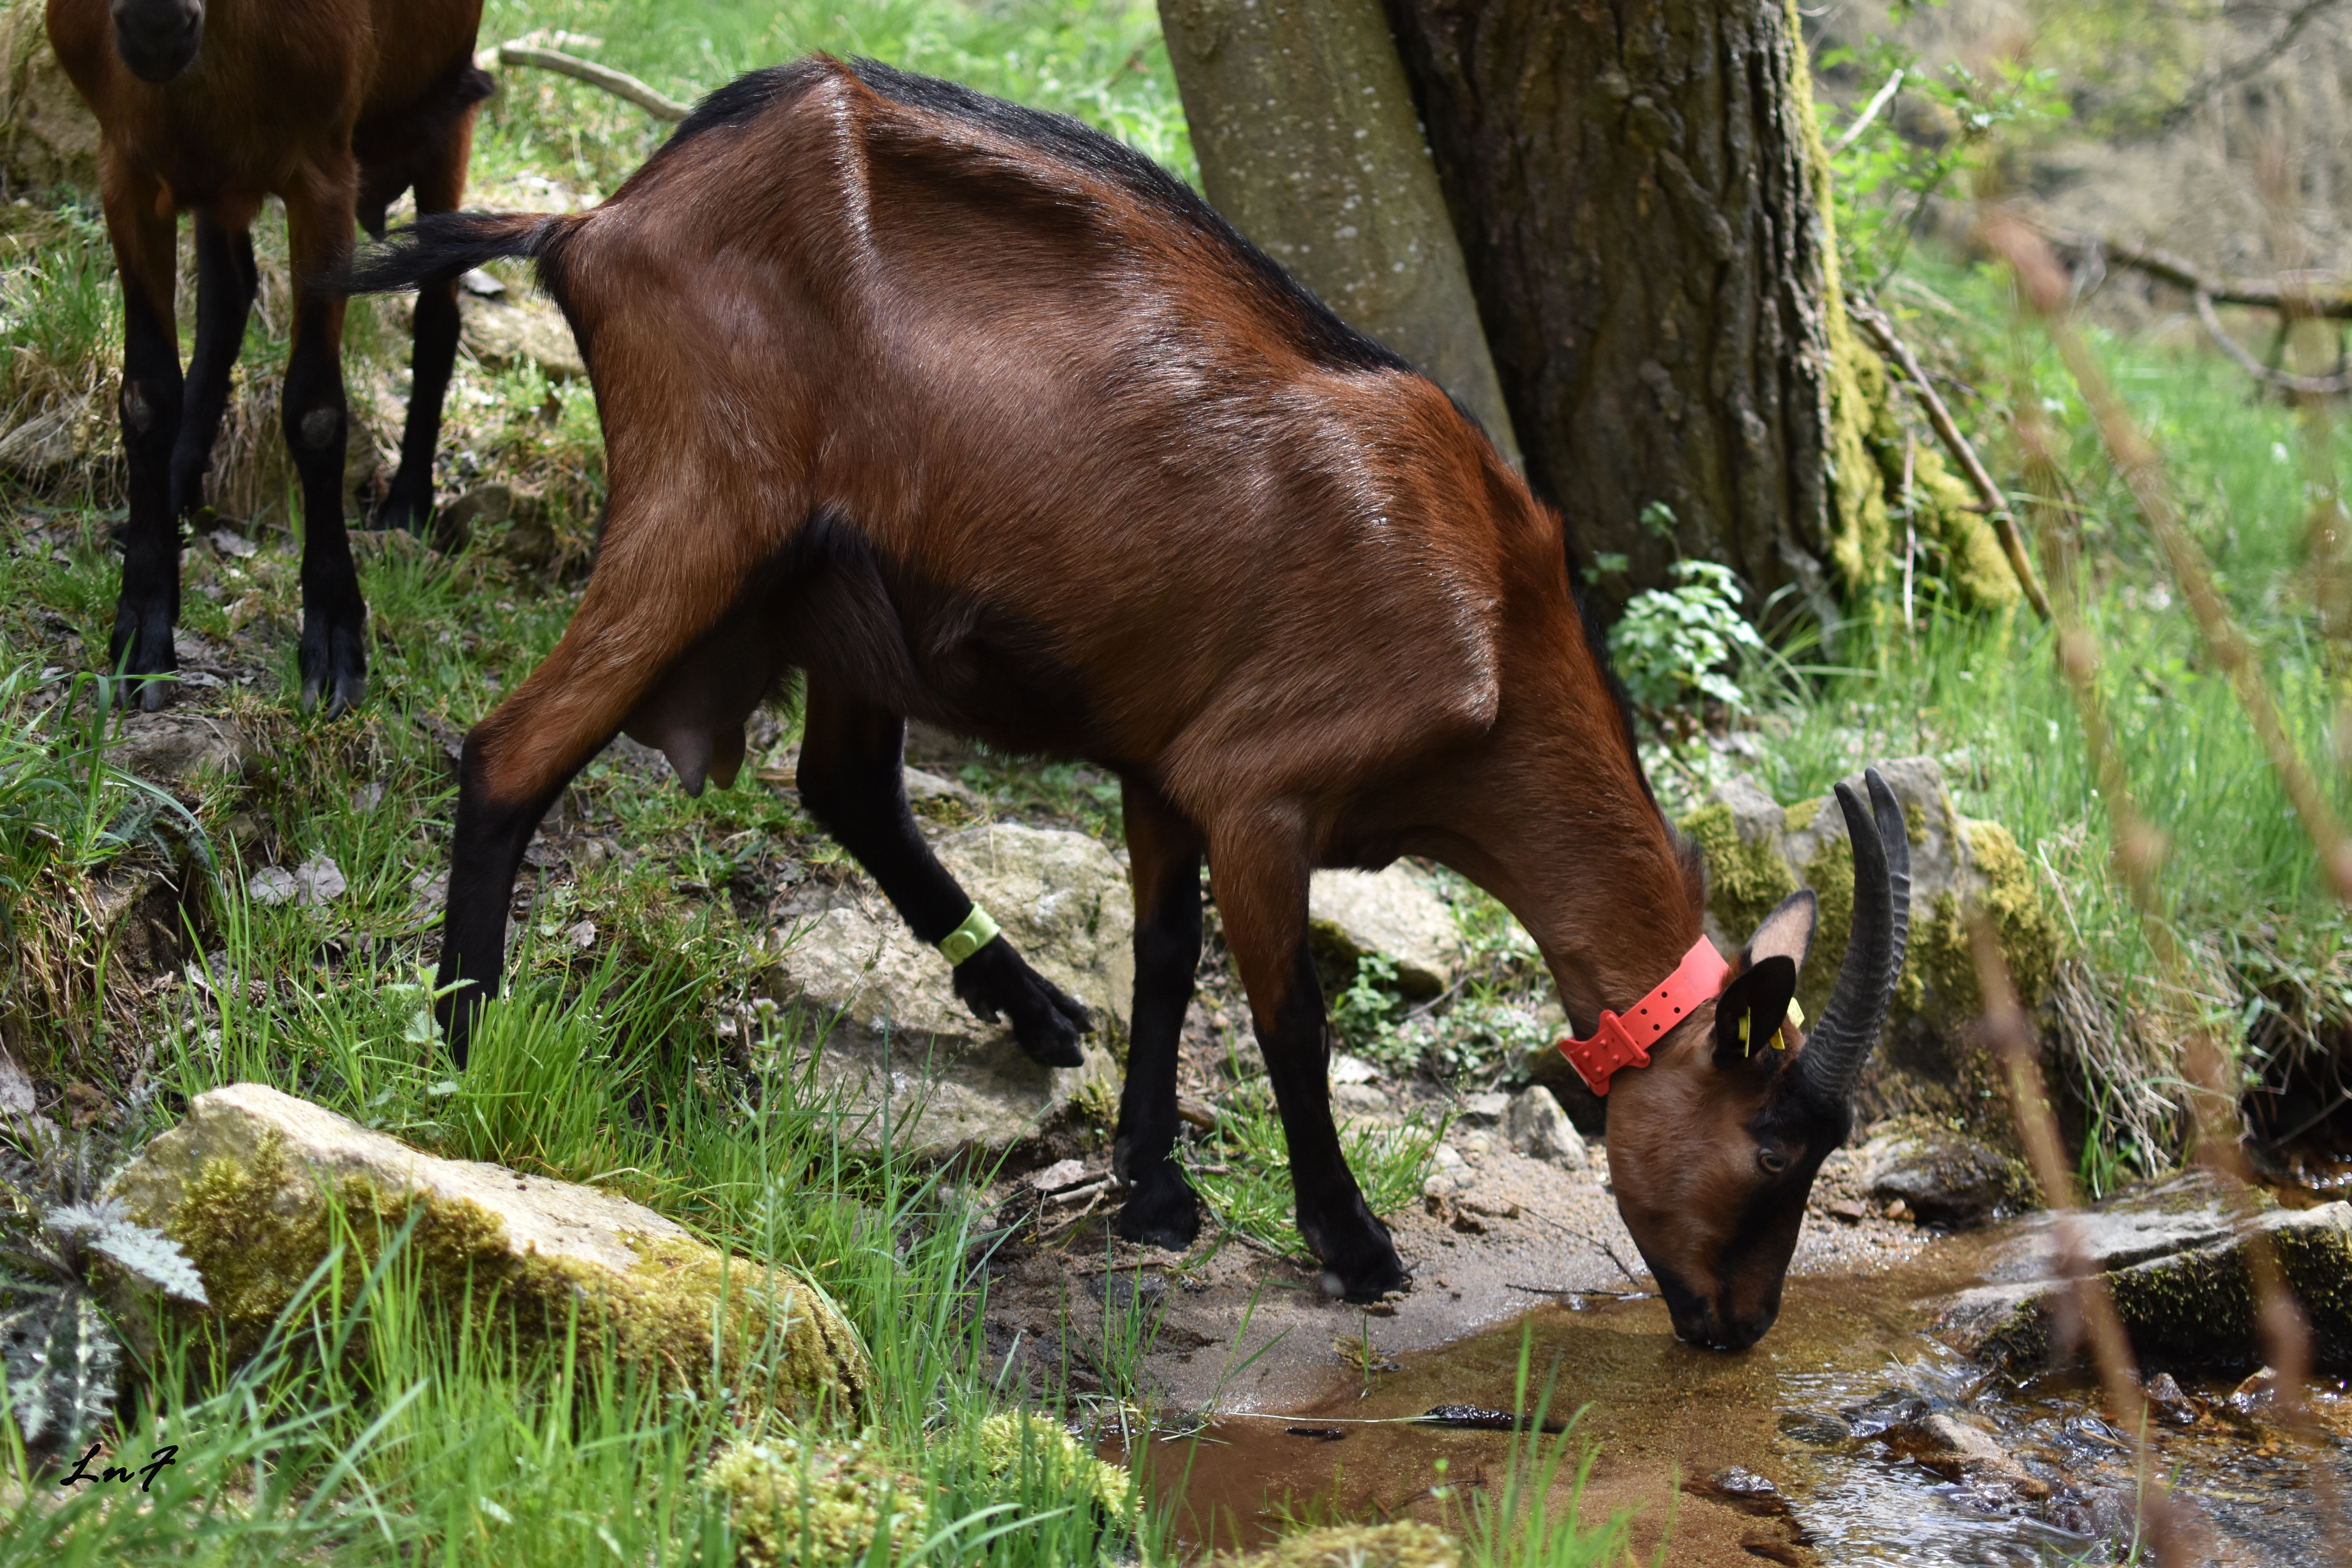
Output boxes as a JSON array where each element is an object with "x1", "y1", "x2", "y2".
[
  {"x1": 0, "y1": 1137, "x2": 209, "y2": 1459},
  {"x1": 1608, "y1": 559, "x2": 1769, "y2": 721},
  {"x1": 1331, "y1": 953, "x2": 1407, "y2": 1066}
]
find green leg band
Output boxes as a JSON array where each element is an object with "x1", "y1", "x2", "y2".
[{"x1": 939, "y1": 905, "x2": 1000, "y2": 967}]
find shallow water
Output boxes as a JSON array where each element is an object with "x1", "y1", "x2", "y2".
[{"x1": 1132, "y1": 1234, "x2": 2352, "y2": 1565}]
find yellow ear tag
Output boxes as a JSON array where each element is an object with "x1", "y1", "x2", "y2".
[
  {"x1": 1739, "y1": 1012, "x2": 1753, "y2": 1058},
  {"x1": 1779, "y1": 998, "x2": 1805, "y2": 1047}
]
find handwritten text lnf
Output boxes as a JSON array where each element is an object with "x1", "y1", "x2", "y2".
[{"x1": 58, "y1": 1443, "x2": 179, "y2": 1491}]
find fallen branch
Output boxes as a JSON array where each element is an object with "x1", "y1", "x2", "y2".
[
  {"x1": 2192, "y1": 290, "x2": 2352, "y2": 395},
  {"x1": 1847, "y1": 298, "x2": 2054, "y2": 621},
  {"x1": 2058, "y1": 232, "x2": 2352, "y2": 320},
  {"x1": 489, "y1": 42, "x2": 690, "y2": 122}
]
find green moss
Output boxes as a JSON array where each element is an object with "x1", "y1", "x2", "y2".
[
  {"x1": 1679, "y1": 801, "x2": 1799, "y2": 946},
  {"x1": 708, "y1": 1431, "x2": 930, "y2": 1568},
  {"x1": 1783, "y1": 796, "x2": 1822, "y2": 835},
  {"x1": 1798, "y1": 831, "x2": 1857, "y2": 1025},
  {"x1": 1903, "y1": 800, "x2": 1927, "y2": 846},
  {"x1": 974, "y1": 1411, "x2": 1133, "y2": 1521},
  {"x1": 1235, "y1": 1521, "x2": 1458, "y2": 1568},
  {"x1": 160, "y1": 1134, "x2": 866, "y2": 1418}
]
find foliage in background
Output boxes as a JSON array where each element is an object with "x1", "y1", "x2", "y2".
[{"x1": 1608, "y1": 559, "x2": 1773, "y2": 727}]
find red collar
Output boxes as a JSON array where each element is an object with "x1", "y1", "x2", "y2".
[{"x1": 1555, "y1": 935, "x2": 1730, "y2": 1097}]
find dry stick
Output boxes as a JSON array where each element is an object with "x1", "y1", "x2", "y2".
[
  {"x1": 2064, "y1": 232, "x2": 2352, "y2": 320},
  {"x1": 2191, "y1": 290, "x2": 2352, "y2": 395},
  {"x1": 1969, "y1": 921, "x2": 2186, "y2": 1565},
  {"x1": 492, "y1": 43, "x2": 690, "y2": 121},
  {"x1": 1848, "y1": 298, "x2": 2054, "y2": 621},
  {"x1": 1994, "y1": 214, "x2": 2352, "y2": 1562}
]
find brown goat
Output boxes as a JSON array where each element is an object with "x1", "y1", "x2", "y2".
[
  {"x1": 47, "y1": 0, "x2": 491, "y2": 715},
  {"x1": 350, "y1": 56, "x2": 1911, "y2": 1344}
]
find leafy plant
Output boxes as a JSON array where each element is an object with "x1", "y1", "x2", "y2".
[
  {"x1": 0, "y1": 1136, "x2": 208, "y2": 1459},
  {"x1": 1331, "y1": 953, "x2": 1407, "y2": 1065},
  {"x1": 1608, "y1": 560, "x2": 1769, "y2": 722}
]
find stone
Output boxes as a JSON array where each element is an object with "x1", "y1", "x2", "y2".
[
  {"x1": 109, "y1": 711, "x2": 252, "y2": 788},
  {"x1": 1849, "y1": 1121, "x2": 2021, "y2": 1227},
  {"x1": 1459, "y1": 1090, "x2": 1511, "y2": 1123},
  {"x1": 248, "y1": 867, "x2": 299, "y2": 906},
  {"x1": 1676, "y1": 757, "x2": 2062, "y2": 1129},
  {"x1": 431, "y1": 481, "x2": 553, "y2": 564},
  {"x1": 1934, "y1": 1171, "x2": 2352, "y2": 1373},
  {"x1": 1329, "y1": 1053, "x2": 1380, "y2": 1085},
  {"x1": 2, "y1": 0, "x2": 100, "y2": 191},
  {"x1": 107, "y1": 1084, "x2": 869, "y2": 1414},
  {"x1": 458, "y1": 291, "x2": 586, "y2": 381},
  {"x1": 762, "y1": 823, "x2": 1131, "y2": 1157},
  {"x1": 1501, "y1": 1085, "x2": 1584, "y2": 1167},
  {"x1": 0, "y1": 397, "x2": 96, "y2": 478},
  {"x1": 1422, "y1": 1142, "x2": 1468, "y2": 1198},
  {"x1": 902, "y1": 766, "x2": 975, "y2": 804},
  {"x1": 1307, "y1": 863, "x2": 1461, "y2": 995}
]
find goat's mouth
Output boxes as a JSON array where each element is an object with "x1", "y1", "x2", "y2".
[
  {"x1": 113, "y1": 4, "x2": 203, "y2": 83},
  {"x1": 1654, "y1": 1268, "x2": 1775, "y2": 1352}
]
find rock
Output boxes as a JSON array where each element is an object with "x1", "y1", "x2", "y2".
[
  {"x1": 0, "y1": 396, "x2": 99, "y2": 479},
  {"x1": 109, "y1": 711, "x2": 251, "y2": 788},
  {"x1": 1677, "y1": 757, "x2": 2062, "y2": 1128},
  {"x1": 902, "y1": 766, "x2": 975, "y2": 805},
  {"x1": 1848, "y1": 1120, "x2": 2021, "y2": 1227},
  {"x1": 107, "y1": 1084, "x2": 869, "y2": 1413},
  {"x1": 458, "y1": 292, "x2": 586, "y2": 381},
  {"x1": 904, "y1": 720, "x2": 985, "y2": 768},
  {"x1": 762, "y1": 823, "x2": 1131, "y2": 1157},
  {"x1": 1501, "y1": 1085, "x2": 1585, "y2": 1166},
  {"x1": 1459, "y1": 1089, "x2": 1511, "y2": 1123},
  {"x1": 1877, "y1": 1408, "x2": 2046, "y2": 1494},
  {"x1": 248, "y1": 866, "x2": 299, "y2": 906},
  {"x1": 1234, "y1": 1521, "x2": 1458, "y2": 1568},
  {"x1": 1329, "y1": 1053, "x2": 1379, "y2": 1085},
  {"x1": 1934, "y1": 1171, "x2": 2352, "y2": 1373},
  {"x1": 431, "y1": 481, "x2": 553, "y2": 564},
  {"x1": 2, "y1": 1, "x2": 100, "y2": 191},
  {"x1": 1422, "y1": 1141, "x2": 1468, "y2": 1198},
  {"x1": 1307, "y1": 863, "x2": 1461, "y2": 995}
]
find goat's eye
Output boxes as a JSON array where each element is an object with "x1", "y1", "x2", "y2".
[{"x1": 1757, "y1": 1149, "x2": 1789, "y2": 1175}]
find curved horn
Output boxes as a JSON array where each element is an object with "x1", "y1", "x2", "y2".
[{"x1": 1795, "y1": 767, "x2": 1913, "y2": 1108}]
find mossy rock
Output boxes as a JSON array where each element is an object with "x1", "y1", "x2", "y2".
[
  {"x1": 1678, "y1": 758, "x2": 2063, "y2": 1136},
  {"x1": 107, "y1": 1083, "x2": 869, "y2": 1418},
  {"x1": 1228, "y1": 1520, "x2": 1459, "y2": 1568}
]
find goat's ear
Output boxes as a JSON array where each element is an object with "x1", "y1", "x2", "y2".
[
  {"x1": 1742, "y1": 889, "x2": 1817, "y2": 972},
  {"x1": 1712, "y1": 955, "x2": 1799, "y2": 1073}
]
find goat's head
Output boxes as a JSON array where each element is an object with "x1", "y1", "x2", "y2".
[
  {"x1": 111, "y1": 0, "x2": 203, "y2": 83},
  {"x1": 1604, "y1": 770, "x2": 1911, "y2": 1351}
]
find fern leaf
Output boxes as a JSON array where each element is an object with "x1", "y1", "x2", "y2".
[
  {"x1": 89, "y1": 1222, "x2": 209, "y2": 1307},
  {"x1": 46, "y1": 1199, "x2": 127, "y2": 1243},
  {"x1": 0, "y1": 1299, "x2": 57, "y2": 1447}
]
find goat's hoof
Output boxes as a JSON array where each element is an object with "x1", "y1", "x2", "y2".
[
  {"x1": 953, "y1": 938, "x2": 1091, "y2": 1067},
  {"x1": 108, "y1": 606, "x2": 178, "y2": 710},
  {"x1": 1114, "y1": 1167, "x2": 1201, "y2": 1251},
  {"x1": 298, "y1": 615, "x2": 368, "y2": 719},
  {"x1": 1303, "y1": 1207, "x2": 1408, "y2": 1303}
]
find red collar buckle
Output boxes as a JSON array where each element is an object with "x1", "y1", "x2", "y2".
[{"x1": 1555, "y1": 935, "x2": 1729, "y2": 1097}]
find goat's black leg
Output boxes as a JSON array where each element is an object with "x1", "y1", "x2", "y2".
[
  {"x1": 436, "y1": 733, "x2": 576, "y2": 1066},
  {"x1": 1111, "y1": 778, "x2": 1205, "y2": 1249},
  {"x1": 1212, "y1": 831, "x2": 1405, "y2": 1301},
  {"x1": 169, "y1": 212, "x2": 259, "y2": 526},
  {"x1": 100, "y1": 175, "x2": 185, "y2": 709},
  {"x1": 797, "y1": 677, "x2": 1091, "y2": 1067},
  {"x1": 281, "y1": 167, "x2": 367, "y2": 717},
  {"x1": 373, "y1": 112, "x2": 478, "y2": 538}
]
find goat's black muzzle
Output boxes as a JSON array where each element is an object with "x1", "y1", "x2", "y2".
[{"x1": 112, "y1": 0, "x2": 203, "y2": 83}]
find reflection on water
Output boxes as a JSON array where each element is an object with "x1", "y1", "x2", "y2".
[{"x1": 1138, "y1": 1243, "x2": 2352, "y2": 1566}]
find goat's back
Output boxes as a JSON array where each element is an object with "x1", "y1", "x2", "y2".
[{"x1": 550, "y1": 57, "x2": 1568, "y2": 800}]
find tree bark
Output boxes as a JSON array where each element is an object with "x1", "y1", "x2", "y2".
[
  {"x1": 1382, "y1": 0, "x2": 1842, "y2": 620},
  {"x1": 1157, "y1": 0, "x2": 1521, "y2": 465}
]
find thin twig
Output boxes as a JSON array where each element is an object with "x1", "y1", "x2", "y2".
[
  {"x1": 1849, "y1": 298, "x2": 2053, "y2": 620},
  {"x1": 1831, "y1": 67, "x2": 1905, "y2": 156},
  {"x1": 2050, "y1": 230, "x2": 2352, "y2": 320},
  {"x1": 492, "y1": 44, "x2": 691, "y2": 121}
]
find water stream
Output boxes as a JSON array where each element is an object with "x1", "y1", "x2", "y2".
[{"x1": 1131, "y1": 1231, "x2": 2352, "y2": 1565}]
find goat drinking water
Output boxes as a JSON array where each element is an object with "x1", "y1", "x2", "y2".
[
  {"x1": 47, "y1": 0, "x2": 492, "y2": 715},
  {"x1": 350, "y1": 56, "x2": 1911, "y2": 1345}
]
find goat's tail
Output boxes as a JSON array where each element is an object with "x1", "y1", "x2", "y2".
[{"x1": 339, "y1": 211, "x2": 586, "y2": 295}]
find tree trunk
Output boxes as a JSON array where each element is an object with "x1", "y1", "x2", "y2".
[
  {"x1": 1156, "y1": 0, "x2": 1521, "y2": 465},
  {"x1": 1382, "y1": 0, "x2": 1852, "y2": 621}
]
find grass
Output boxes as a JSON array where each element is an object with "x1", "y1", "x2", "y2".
[{"x1": 0, "y1": 5, "x2": 1607, "y2": 1561}]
